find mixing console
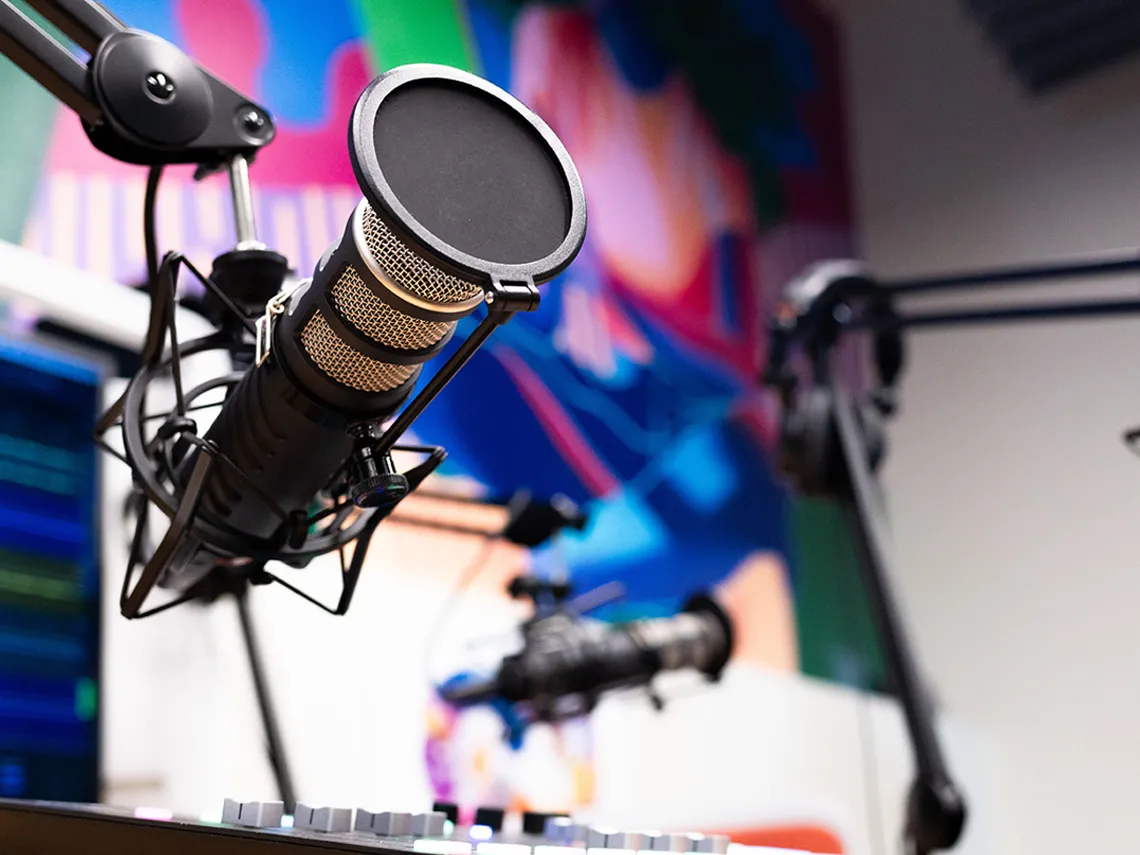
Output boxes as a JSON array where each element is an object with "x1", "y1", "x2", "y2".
[{"x1": 0, "y1": 798, "x2": 815, "y2": 855}]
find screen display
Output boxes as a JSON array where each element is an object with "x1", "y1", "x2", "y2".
[{"x1": 0, "y1": 336, "x2": 101, "y2": 801}]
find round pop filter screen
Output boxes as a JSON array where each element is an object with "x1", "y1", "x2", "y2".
[{"x1": 350, "y1": 64, "x2": 586, "y2": 285}]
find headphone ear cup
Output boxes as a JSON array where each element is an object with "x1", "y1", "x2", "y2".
[
  {"x1": 779, "y1": 387, "x2": 840, "y2": 498},
  {"x1": 781, "y1": 389, "x2": 889, "y2": 496}
]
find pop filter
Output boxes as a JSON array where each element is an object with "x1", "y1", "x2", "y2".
[{"x1": 349, "y1": 63, "x2": 586, "y2": 286}]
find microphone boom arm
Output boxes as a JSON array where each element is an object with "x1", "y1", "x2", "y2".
[
  {"x1": 0, "y1": 0, "x2": 101, "y2": 122},
  {"x1": 0, "y1": 0, "x2": 276, "y2": 167},
  {"x1": 766, "y1": 250, "x2": 1140, "y2": 853}
]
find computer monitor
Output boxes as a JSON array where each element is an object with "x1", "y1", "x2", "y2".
[{"x1": 0, "y1": 334, "x2": 102, "y2": 802}]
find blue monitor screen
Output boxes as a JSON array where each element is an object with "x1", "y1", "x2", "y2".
[{"x1": 0, "y1": 336, "x2": 101, "y2": 802}]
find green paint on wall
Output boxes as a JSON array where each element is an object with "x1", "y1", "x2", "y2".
[
  {"x1": 350, "y1": 0, "x2": 476, "y2": 73},
  {"x1": 792, "y1": 497, "x2": 887, "y2": 691},
  {"x1": 0, "y1": 2, "x2": 61, "y2": 244}
]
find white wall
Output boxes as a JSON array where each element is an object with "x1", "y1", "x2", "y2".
[{"x1": 827, "y1": 1, "x2": 1140, "y2": 853}]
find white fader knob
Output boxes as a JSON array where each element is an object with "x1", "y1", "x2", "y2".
[
  {"x1": 221, "y1": 799, "x2": 284, "y2": 829},
  {"x1": 356, "y1": 810, "x2": 414, "y2": 835},
  {"x1": 692, "y1": 835, "x2": 730, "y2": 854},
  {"x1": 412, "y1": 812, "x2": 449, "y2": 836},
  {"x1": 587, "y1": 826, "x2": 617, "y2": 848},
  {"x1": 650, "y1": 833, "x2": 693, "y2": 852},
  {"x1": 607, "y1": 831, "x2": 651, "y2": 850},
  {"x1": 545, "y1": 817, "x2": 574, "y2": 842},
  {"x1": 293, "y1": 803, "x2": 353, "y2": 833},
  {"x1": 377, "y1": 812, "x2": 414, "y2": 836}
]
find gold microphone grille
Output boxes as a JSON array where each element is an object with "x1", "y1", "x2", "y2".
[
  {"x1": 299, "y1": 311, "x2": 417, "y2": 392},
  {"x1": 360, "y1": 203, "x2": 484, "y2": 306},
  {"x1": 331, "y1": 266, "x2": 453, "y2": 350}
]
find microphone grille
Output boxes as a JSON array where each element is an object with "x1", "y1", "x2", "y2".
[
  {"x1": 299, "y1": 311, "x2": 418, "y2": 392},
  {"x1": 361, "y1": 204, "x2": 484, "y2": 305},
  {"x1": 331, "y1": 266, "x2": 453, "y2": 350}
]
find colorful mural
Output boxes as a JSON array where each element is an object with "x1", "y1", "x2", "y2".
[{"x1": 0, "y1": 0, "x2": 884, "y2": 844}]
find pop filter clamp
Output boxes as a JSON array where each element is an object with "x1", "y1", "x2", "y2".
[{"x1": 766, "y1": 251, "x2": 1140, "y2": 854}]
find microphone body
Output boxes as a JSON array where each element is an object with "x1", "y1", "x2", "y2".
[
  {"x1": 442, "y1": 595, "x2": 734, "y2": 713},
  {"x1": 160, "y1": 200, "x2": 483, "y2": 591}
]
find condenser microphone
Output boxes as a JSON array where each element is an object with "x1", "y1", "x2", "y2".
[
  {"x1": 440, "y1": 595, "x2": 734, "y2": 718},
  {"x1": 145, "y1": 64, "x2": 587, "y2": 596}
]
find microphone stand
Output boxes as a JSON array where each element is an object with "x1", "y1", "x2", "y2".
[
  {"x1": 831, "y1": 383, "x2": 965, "y2": 855},
  {"x1": 188, "y1": 566, "x2": 297, "y2": 813},
  {"x1": 234, "y1": 585, "x2": 297, "y2": 813},
  {"x1": 767, "y1": 252, "x2": 1140, "y2": 854}
]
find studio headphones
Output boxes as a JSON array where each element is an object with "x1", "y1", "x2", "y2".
[{"x1": 763, "y1": 261, "x2": 905, "y2": 499}]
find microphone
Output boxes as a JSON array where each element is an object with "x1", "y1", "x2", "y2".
[
  {"x1": 108, "y1": 63, "x2": 587, "y2": 612},
  {"x1": 161, "y1": 197, "x2": 485, "y2": 589},
  {"x1": 440, "y1": 594, "x2": 734, "y2": 719}
]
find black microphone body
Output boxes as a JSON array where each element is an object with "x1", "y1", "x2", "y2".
[
  {"x1": 443, "y1": 595, "x2": 734, "y2": 715},
  {"x1": 159, "y1": 200, "x2": 484, "y2": 591}
]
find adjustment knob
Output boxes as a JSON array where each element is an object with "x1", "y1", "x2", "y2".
[
  {"x1": 94, "y1": 32, "x2": 212, "y2": 146},
  {"x1": 346, "y1": 438, "x2": 409, "y2": 508},
  {"x1": 473, "y1": 807, "x2": 505, "y2": 832},
  {"x1": 524, "y1": 812, "x2": 566, "y2": 836},
  {"x1": 350, "y1": 471, "x2": 409, "y2": 507},
  {"x1": 433, "y1": 801, "x2": 460, "y2": 825}
]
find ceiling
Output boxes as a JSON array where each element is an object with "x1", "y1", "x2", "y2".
[{"x1": 964, "y1": 0, "x2": 1140, "y2": 92}]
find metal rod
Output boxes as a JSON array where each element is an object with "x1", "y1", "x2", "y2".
[
  {"x1": 374, "y1": 314, "x2": 502, "y2": 456},
  {"x1": 234, "y1": 586, "x2": 297, "y2": 813},
  {"x1": 25, "y1": 0, "x2": 123, "y2": 53},
  {"x1": 831, "y1": 387, "x2": 965, "y2": 854},
  {"x1": 0, "y1": 1, "x2": 100, "y2": 122},
  {"x1": 228, "y1": 155, "x2": 259, "y2": 248},
  {"x1": 860, "y1": 297, "x2": 1140, "y2": 330},
  {"x1": 885, "y1": 255, "x2": 1140, "y2": 294}
]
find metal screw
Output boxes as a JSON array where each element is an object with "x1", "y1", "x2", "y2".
[
  {"x1": 241, "y1": 109, "x2": 266, "y2": 133},
  {"x1": 485, "y1": 291, "x2": 495, "y2": 305},
  {"x1": 145, "y1": 71, "x2": 175, "y2": 101}
]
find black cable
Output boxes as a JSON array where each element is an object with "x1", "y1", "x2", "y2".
[{"x1": 143, "y1": 166, "x2": 163, "y2": 291}]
